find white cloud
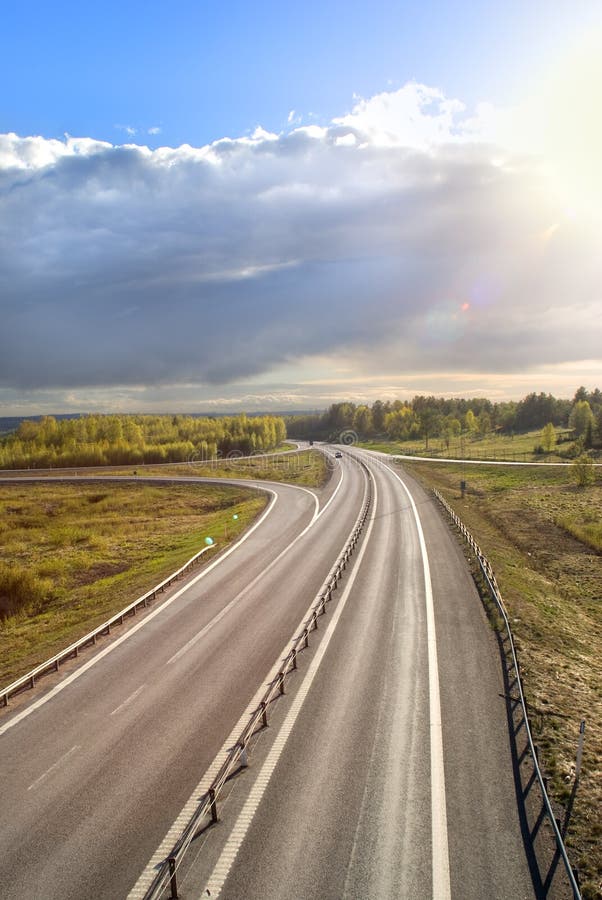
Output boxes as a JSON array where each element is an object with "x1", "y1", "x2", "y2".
[
  {"x1": 148, "y1": 126, "x2": 162, "y2": 135},
  {"x1": 333, "y1": 82, "x2": 469, "y2": 148},
  {"x1": 0, "y1": 82, "x2": 600, "y2": 412}
]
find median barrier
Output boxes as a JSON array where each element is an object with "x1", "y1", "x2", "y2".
[{"x1": 142, "y1": 461, "x2": 373, "y2": 900}]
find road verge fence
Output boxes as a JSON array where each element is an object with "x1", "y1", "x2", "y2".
[
  {"x1": 433, "y1": 488, "x2": 582, "y2": 900},
  {"x1": 1, "y1": 543, "x2": 218, "y2": 708}
]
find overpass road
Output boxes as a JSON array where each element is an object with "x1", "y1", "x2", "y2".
[{"x1": 0, "y1": 450, "x2": 535, "y2": 899}]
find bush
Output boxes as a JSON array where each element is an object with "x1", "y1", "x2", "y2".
[
  {"x1": 0, "y1": 563, "x2": 55, "y2": 619},
  {"x1": 571, "y1": 454, "x2": 595, "y2": 488}
]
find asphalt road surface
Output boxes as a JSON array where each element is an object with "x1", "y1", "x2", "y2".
[{"x1": 1, "y1": 451, "x2": 535, "y2": 899}]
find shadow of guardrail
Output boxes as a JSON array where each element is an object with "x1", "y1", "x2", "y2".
[{"x1": 434, "y1": 489, "x2": 581, "y2": 900}]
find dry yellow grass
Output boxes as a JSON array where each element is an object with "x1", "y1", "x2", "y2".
[
  {"x1": 402, "y1": 460, "x2": 601, "y2": 898},
  {"x1": 0, "y1": 481, "x2": 266, "y2": 686}
]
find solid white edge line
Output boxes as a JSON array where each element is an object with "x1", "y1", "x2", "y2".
[
  {"x1": 0, "y1": 487, "x2": 280, "y2": 738},
  {"x1": 383, "y1": 461, "x2": 451, "y2": 900},
  {"x1": 128, "y1": 465, "x2": 366, "y2": 899},
  {"x1": 166, "y1": 464, "x2": 345, "y2": 667},
  {"x1": 199, "y1": 475, "x2": 378, "y2": 899},
  {"x1": 1, "y1": 458, "x2": 342, "y2": 734},
  {"x1": 315, "y1": 460, "x2": 345, "y2": 520}
]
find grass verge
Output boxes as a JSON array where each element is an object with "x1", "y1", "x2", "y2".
[
  {"x1": 0, "y1": 449, "x2": 329, "y2": 489},
  {"x1": 358, "y1": 428, "x2": 581, "y2": 462},
  {"x1": 142, "y1": 448, "x2": 329, "y2": 487},
  {"x1": 400, "y1": 459, "x2": 601, "y2": 898},
  {"x1": 0, "y1": 481, "x2": 266, "y2": 687}
]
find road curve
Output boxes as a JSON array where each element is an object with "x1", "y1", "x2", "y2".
[
  {"x1": 168, "y1": 449, "x2": 535, "y2": 900},
  {"x1": 1, "y1": 452, "x2": 538, "y2": 899},
  {"x1": 0, "y1": 463, "x2": 367, "y2": 899}
]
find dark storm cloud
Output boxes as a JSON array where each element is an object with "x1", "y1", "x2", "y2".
[{"x1": 0, "y1": 108, "x2": 599, "y2": 395}]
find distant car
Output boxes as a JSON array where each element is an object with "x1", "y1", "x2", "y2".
[{"x1": 334, "y1": 451, "x2": 343, "y2": 458}]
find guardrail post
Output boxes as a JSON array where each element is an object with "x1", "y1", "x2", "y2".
[
  {"x1": 209, "y1": 788, "x2": 218, "y2": 823},
  {"x1": 292, "y1": 648, "x2": 298, "y2": 670},
  {"x1": 261, "y1": 700, "x2": 269, "y2": 727},
  {"x1": 168, "y1": 856, "x2": 178, "y2": 898}
]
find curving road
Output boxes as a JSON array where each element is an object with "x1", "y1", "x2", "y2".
[
  {"x1": 0, "y1": 451, "x2": 536, "y2": 899},
  {"x1": 152, "y1": 449, "x2": 536, "y2": 900}
]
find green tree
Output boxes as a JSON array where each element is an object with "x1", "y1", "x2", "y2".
[
  {"x1": 464, "y1": 409, "x2": 477, "y2": 434},
  {"x1": 571, "y1": 454, "x2": 595, "y2": 487},
  {"x1": 441, "y1": 416, "x2": 461, "y2": 451},
  {"x1": 477, "y1": 411, "x2": 492, "y2": 436},
  {"x1": 384, "y1": 408, "x2": 417, "y2": 441},
  {"x1": 569, "y1": 400, "x2": 594, "y2": 437},
  {"x1": 419, "y1": 407, "x2": 442, "y2": 450},
  {"x1": 371, "y1": 400, "x2": 387, "y2": 433},
  {"x1": 352, "y1": 405, "x2": 373, "y2": 436},
  {"x1": 541, "y1": 422, "x2": 557, "y2": 452}
]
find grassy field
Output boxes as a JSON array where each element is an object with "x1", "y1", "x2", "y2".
[
  {"x1": 359, "y1": 428, "x2": 581, "y2": 462},
  {"x1": 0, "y1": 449, "x2": 330, "y2": 489},
  {"x1": 399, "y1": 458, "x2": 601, "y2": 897},
  {"x1": 0, "y1": 449, "x2": 330, "y2": 688},
  {"x1": 133, "y1": 448, "x2": 330, "y2": 487},
  {"x1": 0, "y1": 481, "x2": 266, "y2": 686}
]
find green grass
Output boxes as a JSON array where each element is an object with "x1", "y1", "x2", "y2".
[
  {"x1": 0, "y1": 482, "x2": 267, "y2": 686},
  {"x1": 170, "y1": 448, "x2": 329, "y2": 486},
  {"x1": 359, "y1": 428, "x2": 579, "y2": 462},
  {"x1": 0, "y1": 448, "x2": 331, "y2": 688},
  {"x1": 398, "y1": 458, "x2": 601, "y2": 896},
  {"x1": 0, "y1": 448, "x2": 329, "y2": 489},
  {"x1": 556, "y1": 515, "x2": 602, "y2": 553}
]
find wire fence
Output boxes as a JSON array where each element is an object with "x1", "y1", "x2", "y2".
[{"x1": 433, "y1": 488, "x2": 582, "y2": 899}]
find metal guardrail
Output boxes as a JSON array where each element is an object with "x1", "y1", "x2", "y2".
[
  {"x1": 143, "y1": 462, "x2": 373, "y2": 900},
  {"x1": 433, "y1": 488, "x2": 582, "y2": 899},
  {"x1": 1, "y1": 543, "x2": 218, "y2": 708}
]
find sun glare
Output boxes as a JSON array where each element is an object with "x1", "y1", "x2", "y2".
[{"x1": 535, "y1": 35, "x2": 602, "y2": 222}]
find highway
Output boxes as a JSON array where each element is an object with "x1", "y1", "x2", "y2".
[{"x1": 0, "y1": 450, "x2": 535, "y2": 899}]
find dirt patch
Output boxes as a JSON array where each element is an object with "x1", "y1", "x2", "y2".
[{"x1": 69, "y1": 561, "x2": 131, "y2": 587}]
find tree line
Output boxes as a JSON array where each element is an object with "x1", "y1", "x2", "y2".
[
  {"x1": 0, "y1": 414, "x2": 287, "y2": 469},
  {"x1": 286, "y1": 387, "x2": 602, "y2": 451}
]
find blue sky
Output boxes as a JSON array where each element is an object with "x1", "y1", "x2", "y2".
[
  {"x1": 4, "y1": 0, "x2": 600, "y2": 150},
  {"x1": 1, "y1": 1, "x2": 601, "y2": 413}
]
